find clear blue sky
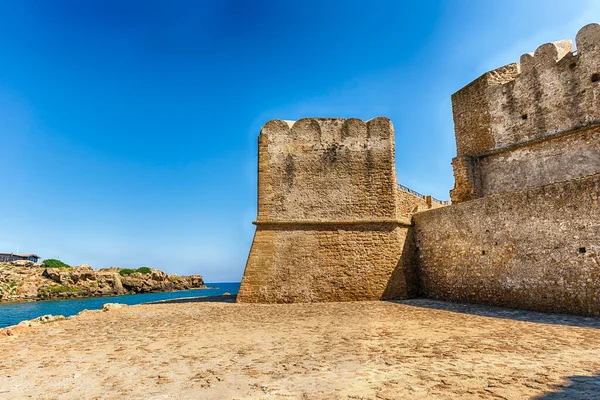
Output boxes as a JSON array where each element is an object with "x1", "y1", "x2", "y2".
[{"x1": 0, "y1": 1, "x2": 597, "y2": 281}]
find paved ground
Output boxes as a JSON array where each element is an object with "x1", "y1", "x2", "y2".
[{"x1": 1, "y1": 299, "x2": 600, "y2": 399}]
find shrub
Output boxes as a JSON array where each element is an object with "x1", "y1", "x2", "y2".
[
  {"x1": 42, "y1": 259, "x2": 70, "y2": 269},
  {"x1": 48, "y1": 285, "x2": 79, "y2": 294},
  {"x1": 0, "y1": 281, "x2": 18, "y2": 295},
  {"x1": 119, "y1": 267, "x2": 152, "y2": 276},
  {"x1": 119, "y1": 269, "x2": 135, "y2": 276}
]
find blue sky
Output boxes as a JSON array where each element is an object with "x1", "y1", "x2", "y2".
[{"x1": 0, "y1": 1, "x2": 598, "y2": 281}]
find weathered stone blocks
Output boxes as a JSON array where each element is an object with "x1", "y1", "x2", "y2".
[{"x1": 416, "y1": 173, "x2": 600, "y2": 317}]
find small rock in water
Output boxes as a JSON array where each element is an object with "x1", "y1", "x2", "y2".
[{"x1": 222, "y1": 292, "x2": 231, "y2": 296}]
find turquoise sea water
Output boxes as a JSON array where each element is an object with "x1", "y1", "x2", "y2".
[{"x1": 0, "y1": 282, "x2": 240, "y2": 328}]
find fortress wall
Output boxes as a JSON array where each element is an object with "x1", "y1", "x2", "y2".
[
  {"x1": 238, "y1": 225, "x2": 418, "y2": 303},
  {"x1": 450, "y1": 23, "x2": 600, "y2": 203},
  {"x1": 238, "y1": 118, "x2": 419, "y2": 303},
  {"x1": 396, "y1": 190, "x2": 431, "y2": 216},
  {"x1": 414, "y1": 173, "x2": 600, "y2": 317},
  {"x1": 477, "y1": 124, "x2": 600, "y2": 197}
]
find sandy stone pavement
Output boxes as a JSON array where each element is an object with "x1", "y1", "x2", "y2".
[{"x1": 1, "y1": 299, "x2": 600, "y2": 399}]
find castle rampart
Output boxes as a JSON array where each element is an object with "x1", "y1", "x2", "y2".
[
  {"x1": 415, "y1": 173, "x2": 600, "y2": 316},
  {"x1": 451, "y1": 23, "x2": 600, "y2": 203},
  {"x1": 417, "y1": 23, "x2": 600, "y2": 316}
]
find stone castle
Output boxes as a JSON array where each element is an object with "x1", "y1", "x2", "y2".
[{"x1": 237, "y1": 23, "x2": 600, "y2": 317}]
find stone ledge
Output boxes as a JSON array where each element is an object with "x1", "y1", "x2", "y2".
[
  {"x1": 253, "y1": 218, "x2": 413, "y2": 227},
  {"x1": 477, "y1": 121, "x2": 600, "y2": 159}
]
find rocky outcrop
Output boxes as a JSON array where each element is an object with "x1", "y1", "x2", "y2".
[
  {"x1": 17, "y1": 314, "x2": 66, "y2": 327},
  {"x1": 0, "y1": 314, "x2": 67, "y2": 337},
  {"x1": 0, "y1": 261, "x2": 205, "y2": 302},
  {"x1": 102, "y1": 303, "x2": 128, "y2": 312}
]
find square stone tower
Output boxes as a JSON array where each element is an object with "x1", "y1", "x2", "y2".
[{"x1": 236, "y1": 118, "x2": 420, "y2": 303}]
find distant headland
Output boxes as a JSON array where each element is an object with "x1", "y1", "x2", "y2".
[{"x1": 0, "y1": 260, "x2": 205, "y2": 303}]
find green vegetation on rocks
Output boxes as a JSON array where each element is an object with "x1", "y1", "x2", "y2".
[
  {"x1": 0, "y1": 281, "x2": 17, "y2": 296},
  {"x1": 42, "y1": 259, "x2": 70, "y2": 269},
  {"x1": 119, "y1": 267, "x2": 152, "y2": 276},
  {"x1": 39, "y1": 285, "x2": 81, "y2": 299}
]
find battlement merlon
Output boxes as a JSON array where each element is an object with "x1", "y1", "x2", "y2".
[{"x1": 452, "y1": 23, "x2": 600, "y2": 157}]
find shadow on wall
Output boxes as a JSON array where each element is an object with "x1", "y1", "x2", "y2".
[
  {"x1": 393, "y1": 298, "x2": 600, "y2": 329},
  {"x1": 535, "y1": 374, "x2": 600, "y2": 399},
  {"x1": 381, "y1": 226, "x2": 420, "y2": 300}
]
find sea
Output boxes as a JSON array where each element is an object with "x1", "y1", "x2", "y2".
[{"x1": 0, "y1": 282, "x2": 240, "y2": 329}]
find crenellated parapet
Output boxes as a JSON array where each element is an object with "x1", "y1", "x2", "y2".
[
  {"x1": 451, "y1": 23, "x2": 600, "y2": 203},
  {"x1": 256, "y1": 117, "x2": 399, "y2": 224},
  {"x1": 453, "y1": 23, "x2": 600, "y2": 156}
]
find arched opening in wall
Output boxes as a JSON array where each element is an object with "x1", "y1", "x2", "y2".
[
  {"x1": 579, "y1": 247, "x2": 587, "y2": 254},
  {"x1": 592, "y1": 73, "x2": 599, "y2": 83}
]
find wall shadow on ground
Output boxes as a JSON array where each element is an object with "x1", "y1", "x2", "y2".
[
  {"x1": 534, "y1": 374, "x2": 600, "y2": 399},
  {"x1": 148, "y1": 294, "x2": 237, "y2": 305},
  {"x1": 393, "y1": 298, "x2": 600, "y2": 329}
]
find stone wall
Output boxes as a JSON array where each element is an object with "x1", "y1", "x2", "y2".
[
  {"x1": 452, "y1": 124, "x2": 600, "y2": 200},
  {"x1": 396, "y1": 189, "x2": 443, "y2": 217},
  {"x1": 414, "y1": 173, "x2": 600, "y2": 317},
  {"x1": 417, "y1": 23, "x2": 600, "y2": 317},
  {"x1": 240, "y1": 225, "x2": 418, "y2": 303},
  {"x1": 237, "y1": 118, "x2": 431, "y2": 303},
  {"x1": 451, "y1": 23, "x2": 600, "y2": 203},
  {"x1": 477, "y1": 125, "x2": 600, "y2": 197}
]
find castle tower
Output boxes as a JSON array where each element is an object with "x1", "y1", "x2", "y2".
[
  {"x1": 450, "y1": 23, "x2": 600, "y2": 203},
  {"x1": 237, "y1": 118, "x2": 423, "y2": 303},
  {"x1": 413, "y1": 23, "x2": 600, "y2": 317}
]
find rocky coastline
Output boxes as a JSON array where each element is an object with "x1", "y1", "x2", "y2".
[{"x1": 0, "y1": 261, "x2": 205, "y2": 303}]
